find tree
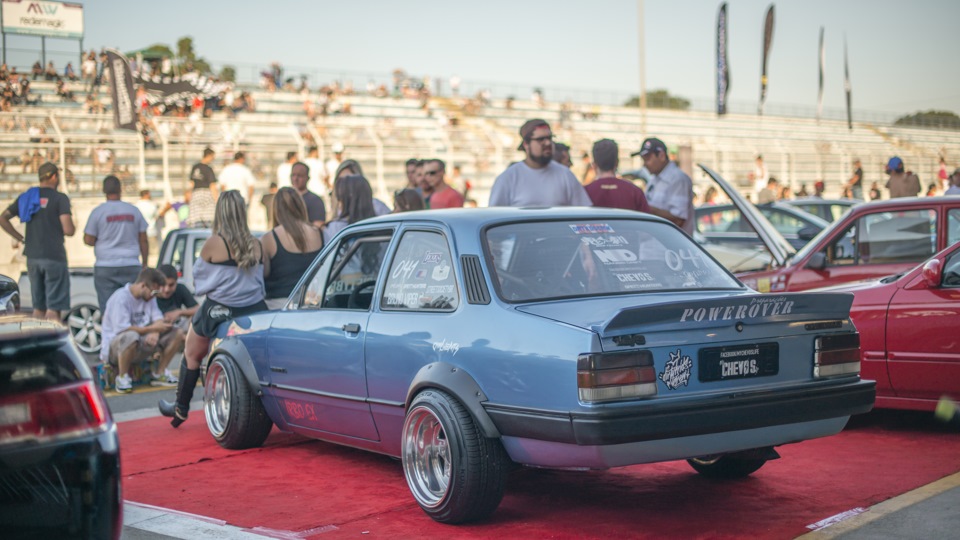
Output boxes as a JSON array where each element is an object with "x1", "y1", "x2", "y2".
[
  {"x1": 624, "y1": 89, "x2": 691, "y2": 110},
  {"x1": 219, "y1": 66, "x2": 237, "y2": 83},
  {"x1": 173, "y1": 36, "x2": 211, "y2": 74},
  {"x1": 894, "y1": 110, "x2": 960, "y2": 130}
]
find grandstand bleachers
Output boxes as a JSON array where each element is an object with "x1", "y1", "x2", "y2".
[{"x1": 2, "y1": 78, "x2": 959, "y2": 206}]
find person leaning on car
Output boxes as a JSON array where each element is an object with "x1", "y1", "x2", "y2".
[
  {"x1": 84, "y1": 175, "x2": 149, "y2": 314},
  {"x1": 100, "y1": 267, "x2": 183, "y2": 393},
  {"x1": 884, "y1": 156, "x2": 921, "y2": 198},
  {"x1": 0, "y1": 161, "x2": 75, "y2": 321}
]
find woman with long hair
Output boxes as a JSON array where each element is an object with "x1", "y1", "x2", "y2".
[
  {"x1": 393, "y1": 188, "x2": 425, "y2": 212},
  {"x1": 333, "y1": 159, "x2": 390, "y2": 216},
  {"x1": 324, "y1": 174, "x2": 378, "y2": 243},
  {"x1": 159, "y1": 191, "x2": 266, "y2": 427},
  {"x1": 262, "y1": 187, "x2": 324, "y2": 309}
]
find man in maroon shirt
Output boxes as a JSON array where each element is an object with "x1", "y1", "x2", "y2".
[
  {"x1": 584, "y1": 139, "x2": 650, "y2": 213},
  {"x1": 422, "y1": 159, "x2": 464, "y2": 209}
]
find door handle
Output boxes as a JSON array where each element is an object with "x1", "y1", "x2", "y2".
[{"x1": 342, "y1": 323, "x2": 361, "y2": 333}]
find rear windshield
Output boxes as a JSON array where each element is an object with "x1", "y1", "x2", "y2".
[{"x1": 485, "y1": 219, "x2": 741, "y2": 302}]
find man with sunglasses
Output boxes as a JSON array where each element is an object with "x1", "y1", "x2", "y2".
[
  {"x1": 422, "y1": 159, "x2": 464, "y2": 209},
  {"x1": 100, "y1": 268, "x2": 183, "y2": 393},
  {"x1": 489, "y1": 118, "x2": 592, "y2": 207}
]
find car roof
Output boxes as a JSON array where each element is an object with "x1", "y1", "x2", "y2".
[
  {"x1": 696, "y1": 201, "x2": 829, "y2": 227},
  {"x1": 785, "y1": 197, "x2": 860, "y2": 206},
  {"x1": 842, "y1": 196, "x2": 960, "y2": 213},
  {"x1": 358, "y1": 206, "x2": 674, "y2": 230},
  {"x1": 0, "y1": 316, "x2": 69, "y2": 342}
]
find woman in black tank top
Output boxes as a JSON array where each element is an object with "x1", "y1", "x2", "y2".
[{"x1": 262, "y1": 187, "x2": 324, "y2": 309}]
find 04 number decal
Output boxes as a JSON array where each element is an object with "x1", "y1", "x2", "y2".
[{"x1": 664, "y1": 248, "x2": 702, "y2": 271}]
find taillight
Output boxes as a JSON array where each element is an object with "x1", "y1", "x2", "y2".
[
  {"x1": 0, "y1": 380, "x2": 111, "y2": 445},
  {"x1": 578, "y1": 351, "x2": 657, "y2": 403},
  {"x1": 814, "y1": 333, "x2": 861, "y2": 378}
]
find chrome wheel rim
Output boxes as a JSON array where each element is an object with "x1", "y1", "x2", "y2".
[
  {"x1": 402, "y1": 405, "x2": 451, "y2": 508},
  {"x1": 204, "y1": 361, "x2": 231, "y2": 438},
  {"x1": 65, "y1": 304, "x2": 101, "y2": 353}
]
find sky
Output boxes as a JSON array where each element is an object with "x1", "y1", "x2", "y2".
[{"x1": 9, "y1": 0, "x2": 960, "y2": 117}]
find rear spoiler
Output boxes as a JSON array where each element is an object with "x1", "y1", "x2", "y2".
[{"x1": 597, "y1": 293, "x2": 854, "y2": 336}]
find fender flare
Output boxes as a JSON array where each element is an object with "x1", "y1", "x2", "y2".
[
  {"x1": 406, "y1": 362, "x2": 500, "y2": 438},
  {"x1": 205, "y1": 337, "x2": 264, "y2": 396}
]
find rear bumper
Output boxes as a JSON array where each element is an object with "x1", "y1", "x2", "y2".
[
  {"x1": 0, "y1": 424, "x2": 122, "y2": 540},
  {"x1": 485, "y1": 378, "x2": 876, "y2": 446}
]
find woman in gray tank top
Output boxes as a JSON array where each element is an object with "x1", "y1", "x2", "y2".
[{"x1": 159, "y1": 191, "x2": 266, "y2": 427}]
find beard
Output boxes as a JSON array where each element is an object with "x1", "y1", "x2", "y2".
[{"x1": 530, "y1": 149, "x2": 553, "y2": 166}]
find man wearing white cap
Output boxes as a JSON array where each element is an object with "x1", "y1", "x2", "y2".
[{"x1": 324, "y1": 143, "x2": 345, "y2": 188}]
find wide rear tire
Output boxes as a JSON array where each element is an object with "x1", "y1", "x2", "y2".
[
  {"x1": 204, "y1": 355, "x2": 273, "y2": 450},
  {"x1": 402, "y1": 389, "x2": 508, "y2": 523}
]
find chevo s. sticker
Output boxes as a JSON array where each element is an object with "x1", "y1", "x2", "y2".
[{"x1": 659, "y1": 349, "x2": 692, "y2": 390}]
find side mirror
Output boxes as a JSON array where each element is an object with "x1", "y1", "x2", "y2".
[
  {"x1": 797, "y1": 226, "x2": 821, "y2": 241},
  {"x1": 921, "y1": 259, "x2": 942, "y2": 288},
  {"x1": 806, "y1": 252, "x2": 827, "y2": 270}
]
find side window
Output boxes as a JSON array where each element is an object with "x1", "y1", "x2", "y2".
[
  {"x1": 298, "y1": 233, "x2": 392, "y2": 310},
  {"x1": 169, "y1": 236, "x2": 187, "y2": 273},
  {"x1": 381, "y1": 231, "x2": 459, "y2": 311},
  {"x1": 948, "y1": 209, "x2": 960, "y2": 247},
  {"x1": 826, "y1": 222, "x2": 857, "y2": 266},
  {"x1": 761, "y1": 209, "x2": 807, "y2": 236},
  {"x1": 943, "y1": 250, "x2": 960, "y2": 288},
  {"x1": 192, "y1": 238, "x2": 204, "y2": 263},
  {"x1": 860, "y1": 209, "x2": 936, "y2": 264}
]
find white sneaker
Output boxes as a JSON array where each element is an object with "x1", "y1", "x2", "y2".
[
  {"x1": 150, "y1": 369, "x2": 178, "y2": 387},
  {"x1": 115, "y1": 374, "x2": 133, "y2": 393}
]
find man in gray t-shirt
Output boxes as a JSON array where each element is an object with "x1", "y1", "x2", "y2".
[
  {"x1": 489, "y1": 119, "x2": 592, "y2": 207},
  {"x1": 84, "y1": 175, "x2": 148, "y2": 312}
]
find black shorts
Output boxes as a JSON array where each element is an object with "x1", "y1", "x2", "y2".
[{"x1": 191, "y1": 298, "x2": 267, "y2": 338}]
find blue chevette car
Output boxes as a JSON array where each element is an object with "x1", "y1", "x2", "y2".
[{"x1": 200, "y1": 206, "x2": 875, "y2": 524}]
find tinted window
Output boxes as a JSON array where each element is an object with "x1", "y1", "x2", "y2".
[
  {"x1": 860, "y1": 210, "x2": 936, "y2": 264},
  {"x1": 486, "y1": 220, "x2": 740, "y2": 302},
  {"x1": 948, "y1": 209, "x2": 960, "y2": 246},
  {"x1": 381, "y1": 231, "x2": 459, "y2": 311},
  {"x1": 169, "y1": 236, "x2": 186, "y2": 273},
  {"x1": 760, "y1": 208, "x2": 809, "y2": 235},
  {"x1": 298, "y1": 233, "x2": 391, "y2": 310},
  {"x1": 697, "y1": 208, "x2": 743, "y2": 233},
  {"x1": 943, "y1": 250, "x2": 960, "y2": 288}
]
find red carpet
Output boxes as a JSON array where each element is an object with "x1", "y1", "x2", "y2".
[{"x1": 119, "y1": 410, "x2": 960, "y2": 539}]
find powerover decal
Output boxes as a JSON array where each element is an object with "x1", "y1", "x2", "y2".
[
  {"x1": 658, "y1": 349, "x2": 692, "y2": 390},
  {"x1": 679, "y1": 296, "x2": 795, "y2": 323}
]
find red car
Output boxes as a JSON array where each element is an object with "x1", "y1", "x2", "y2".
[
  {"x1": 736, "y1": 196, "x2": 960, "y2": 292},
  {"x1": 815, "y1": 242, "x2": 960, "y2": 411}
]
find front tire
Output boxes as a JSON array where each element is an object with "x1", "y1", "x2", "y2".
[
  {"x1": 687, "y1": 454, "x2": 768, "y2": 479},
  {"x1": 402, "y1": 389, "x2": 507, "y2": 524},
  {"x1": 204, "y1": 355, "x2": 273, "y2": 450}
]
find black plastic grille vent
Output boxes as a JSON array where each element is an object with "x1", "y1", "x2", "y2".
[{"x1": 460, "y1": 255, "x2": 491, "y2": 304}]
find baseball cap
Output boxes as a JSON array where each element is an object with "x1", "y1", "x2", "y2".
[
  {"x1": 886, "y1": 156, "x2": 903, "y2": 173},
  {"x1": 332, "y1": 142, "x2": 344, "y2": 153},
  {"x1": 592, "y1": 139, "x2": 619, "y2": 168},
  {"x1": 631, "y1": 137, "x2": 667, "y2": 157},
  {"x1": 38, "y1": 161, "x2": 58, "y2": 181},
  {"x1": 517, "y1": 118, "x2": 550, "y2": 151}
]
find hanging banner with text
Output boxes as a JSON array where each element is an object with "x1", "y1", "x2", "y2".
[
  {"x1": 106, "y1": 48, "x2": 137, "y2": 131},
  {"x1": 716, "y1": 3, "x2": 730, "y2": 116},
  {"x1": 1, "y1": 0, "x2": 84, "y2": 39},
  {"x1": 758, "y1": 4, "x2": 774, "y2": 116}
]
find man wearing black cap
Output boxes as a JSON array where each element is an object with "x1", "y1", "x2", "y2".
[
  {"x1": 631, "y1": 137, "x2": 694, "y2": 235},
  {"x1": 488, "y1": 119, "x2": 592, "y2": 207},
  {"x1": 0, "y1": 162, "x2": 76, "y2": 321},
  {"x1": 84, "y1": 175, "x2": 150, "y2": 313}
]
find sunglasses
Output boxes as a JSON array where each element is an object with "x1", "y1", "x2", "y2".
[{"x1": 527, "y1": 135, "x2": 555, "y2": 144}]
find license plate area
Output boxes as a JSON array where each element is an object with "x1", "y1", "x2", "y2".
[{"x1": 699, "y1": 343, "x2": 779, "y2": 382}]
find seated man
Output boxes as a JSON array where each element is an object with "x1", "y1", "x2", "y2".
[
  {"x1": 155, "y1": 264, "x2": 199, "y2": 330},
  {"x1": 100, "y1": 268, "x2": 184, "y2": 393}
]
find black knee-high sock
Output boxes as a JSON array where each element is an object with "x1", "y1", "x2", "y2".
[{"x1": 176, "y1": 368, "x2": 201, "y2": 412}]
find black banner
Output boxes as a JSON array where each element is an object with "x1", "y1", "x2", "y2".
[
  {"x1": 106, "y1": 49, "x2": 137, "y2": 131},
  {"x1": 716, "y1": 3, "x2": 729, "y2": 116},
  {"x1": 135, "y1": 72, "x2": 231, "y2": 109},
  {"x1": 817, "y1": 27, "x2": 825, "y2": 121},
  {"x1": 759, "y1": 4, "x2": 775, "y2": 115},
  {"x1": 844, "y1": 36, "x2": 853, "y2": 130}
]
